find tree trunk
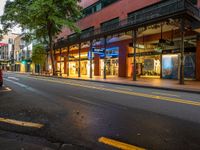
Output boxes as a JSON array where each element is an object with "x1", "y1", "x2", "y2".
[{"x1": 48, "y1": 24, "x2": 56, "y2": 76}]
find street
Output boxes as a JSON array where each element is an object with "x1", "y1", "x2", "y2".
[{"x1": 0, "y1": 72, "x2": 200, "y2": 150}]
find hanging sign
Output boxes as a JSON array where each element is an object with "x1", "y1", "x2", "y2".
[{"x1": 92, "y1": 48, "x2": 105, "y2": 54}]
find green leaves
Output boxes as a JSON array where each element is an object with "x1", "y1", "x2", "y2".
[
  {"x1": 1, "y1": 0, "x2": 81, "y2": 41},
  {"x1": 32, "y1": 44, "x2": 46, "y2": 66},
  {"x1": 1, "y1": 0, "x2": 82, "y2": 75}
]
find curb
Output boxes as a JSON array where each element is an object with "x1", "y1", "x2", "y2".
[{"x1": 29, "y1": 74, "x2": 200, "y2": 94}]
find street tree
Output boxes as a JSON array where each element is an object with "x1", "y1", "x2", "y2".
[
  {"x1": 32, "y1": 44, "x2": 47, "y2": 73},
  {"x1": 1, "y1": 0, "x2": 82, "y2": 75}
]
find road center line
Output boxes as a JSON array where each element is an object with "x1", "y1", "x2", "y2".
[
  {"x1": 114, "y1": 87, "x2": 132, "y2": 91},
  {"x1": 21, "y1": 76, "x2": 200, "y2": 107},
  {"x1": 0, "y1": 117, "x2": 43, "y2": 128},
  {"x1": 68, "y1": 96, "x2": 105, "y2": 107},
  {"x1": 98, "y1": 137, "x2": 146, "y2": 150},
  {"x1": 152, "y1": 92, "x2": 180, "y2": 97}
]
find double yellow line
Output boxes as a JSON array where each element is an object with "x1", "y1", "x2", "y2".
[{"x1": 27, "y1": 76, "x2": 200, "y2": 107}]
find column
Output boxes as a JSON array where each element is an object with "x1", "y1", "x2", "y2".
[
  {"x1": 180, "y1": 18, "x2": 185, "y2": 84},
  {"x1": 94, "y1": 54, "x2": 100, "y2": 76},
  {"x1": 196, "y1": 35, "x2": 200, "y2": 80},
  {"x1": 78, "y1": 43, "x2": 81, "y2": 77},
  {"x1": 64, "y1": 56, "x2": 67, "y2": 74},
  {"x1": 132, "y1": 30, "x2": 137, "y2": 81},
  {"x1": 103, "y1": 37, "x2": 107, "y2": 79},
  {"x1": 67, "y1": 46, "x2": 70, "y2": 76},
  {"x1": 118, "y1": 43, "x2": 128, "y2": 77},
  {"x1": 90, "y1": 40, "x2": 93, "y2": 78},
  {"x1": 60, "y1": 48, "x2": 62, "y2": 75}
]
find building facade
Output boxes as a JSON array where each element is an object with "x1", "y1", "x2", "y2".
[
  {"x1": 0, "y1": 32, "x2": 18, "y2": 70},
  {"x1": 14, "y1": 33, "x2": 33, "y2": 72},
  {"x1": 53, "y1": 0, "x2": 200, "y2": 82}
]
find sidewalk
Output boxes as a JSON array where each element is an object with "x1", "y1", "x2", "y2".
[{"x1": 60, "y1": 75, "x2": 200, "y2": 94}]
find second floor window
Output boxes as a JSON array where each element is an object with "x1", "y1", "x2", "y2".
[{"x1": 101, "y1": 18, "x2": 119, "y2": 32}]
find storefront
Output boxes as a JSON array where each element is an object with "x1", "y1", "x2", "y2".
[
  {"x1": 96, "y1": 47, "x2": 119, "y2": 77},
  {"x1": 68, "y1": 52, "x2": 94, "y2": 77},
  {"x1": 128, "y1": 48, "x2": 196, "y2": 80}
]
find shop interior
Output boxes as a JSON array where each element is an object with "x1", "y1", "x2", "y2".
[{"x1": 127, "y1": 20, "x2": 196, "y2": 80}]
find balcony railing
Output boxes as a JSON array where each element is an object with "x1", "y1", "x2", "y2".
[{"x1": 55, "y1": 0, "x2": 200, "y2": 49}]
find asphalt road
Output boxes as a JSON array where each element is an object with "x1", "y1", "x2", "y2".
[{"x1": 0, "y1": 72, "x2": 200, "y2": 150}]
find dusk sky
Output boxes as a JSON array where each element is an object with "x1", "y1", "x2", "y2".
[{"x1": 0, "y1": 0, "x2": 21, "y2": 34}]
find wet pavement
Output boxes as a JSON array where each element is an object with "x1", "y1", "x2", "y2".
[{"x1": 0, "y1": 72, "x2": 200, "y2": 150}]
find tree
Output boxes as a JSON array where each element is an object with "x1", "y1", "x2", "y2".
[
  {"x1": 1, "y1": 0, "x2": 82, "y2": 75},
  {"x1": 32, "y1": 44, "x2": 46, "y2": 73}
]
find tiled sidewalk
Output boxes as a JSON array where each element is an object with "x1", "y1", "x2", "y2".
[{"x1": 61, "y1": 74, "x2": 200, "y2": 93}]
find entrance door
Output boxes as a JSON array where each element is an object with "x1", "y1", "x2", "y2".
[{"x1": 106, "y1": 58, "x2": 118, "y2": 76}]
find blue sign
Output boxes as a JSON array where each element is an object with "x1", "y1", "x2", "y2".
[{"x1": 92, "y1": 48, "x2": 105, "y2": 54}]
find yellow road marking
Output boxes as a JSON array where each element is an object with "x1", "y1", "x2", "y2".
[
  {"x1": 21, "y1": 76, "x2": 200, "y2": 107},
  {"x1": 152, "y1": 92, "x2": 180, "y2": 97},
  {"x1": 0, "y1": 117, "x2": 43, "y2": 128},
  {"x1": 98, "y1": 137, "x2": 146, "y2": 150}
]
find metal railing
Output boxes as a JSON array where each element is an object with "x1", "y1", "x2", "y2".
[{"x1": 55, "y1": 0, "x2": 200, "y2": 49}]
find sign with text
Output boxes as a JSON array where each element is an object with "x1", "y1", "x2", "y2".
[{"x1": 92, "y1": 48, "x2": 105, "y2": 54}]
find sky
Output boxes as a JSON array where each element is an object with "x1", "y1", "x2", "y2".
[{"x1": 0, "y1": 0, "x2": 21, "y2": 34}]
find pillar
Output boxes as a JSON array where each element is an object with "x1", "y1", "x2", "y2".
[
  {"x1": 118, "y1": 44, "x2": 128, "y2": 77},
  {"x1": 132, "y1": 30, "x2": 137, "y2": 81},
  {"x1": 67, "y1": 46, "x2": 70, "y2": 76},
  {"x1": 180, "y1": 18, "x2": 185, "y2": 84},
  {"x1": 103, "y1": 37, "x2": 107, "y2": 79},
  {"x1": 196, "y1": 35, "x2": 200, "y2": 80},
  {"x1": 94, "y1": 54, "x2": 100, "y2": 76},
  {"x1": 78, "y1": 43, "x2": 81, "y2": 77},
  {"x1": 90, "y1": 40, "x2": 93, "y2": 78},
  {"x1": 64, "y1": 56, "x2": 67, "y2": 74}
]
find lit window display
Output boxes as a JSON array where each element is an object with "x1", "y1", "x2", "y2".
[
  {"x1": 184, "y1": 53, "x2": 196, "y2": 79},
  {"x1": 162, "y1": 54, "x2": 179, "y2": 79}
]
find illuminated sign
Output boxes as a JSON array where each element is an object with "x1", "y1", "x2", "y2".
[{"x1": 92, "y1": 48, "x2": 105, "y2": 54}]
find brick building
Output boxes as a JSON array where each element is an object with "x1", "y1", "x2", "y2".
[{"x1": 53, "y1": 0, "x2": 200, "y2": 83}]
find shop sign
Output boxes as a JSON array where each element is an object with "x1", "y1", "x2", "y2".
[{"x1": 92, "y1": 48, "x2": 105, "y2": 54}]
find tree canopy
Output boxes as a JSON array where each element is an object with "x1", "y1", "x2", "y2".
[
  {"x1": 1, "y1": 0, "x2": 82, "y2": 74},
  {"x1": 32, "y1": 44, "x2": 46, "y2": 67}
]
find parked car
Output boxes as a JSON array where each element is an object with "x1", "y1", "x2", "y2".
[{"x1": 0, "y1": 69, "x2": 3, "y2": 87}]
